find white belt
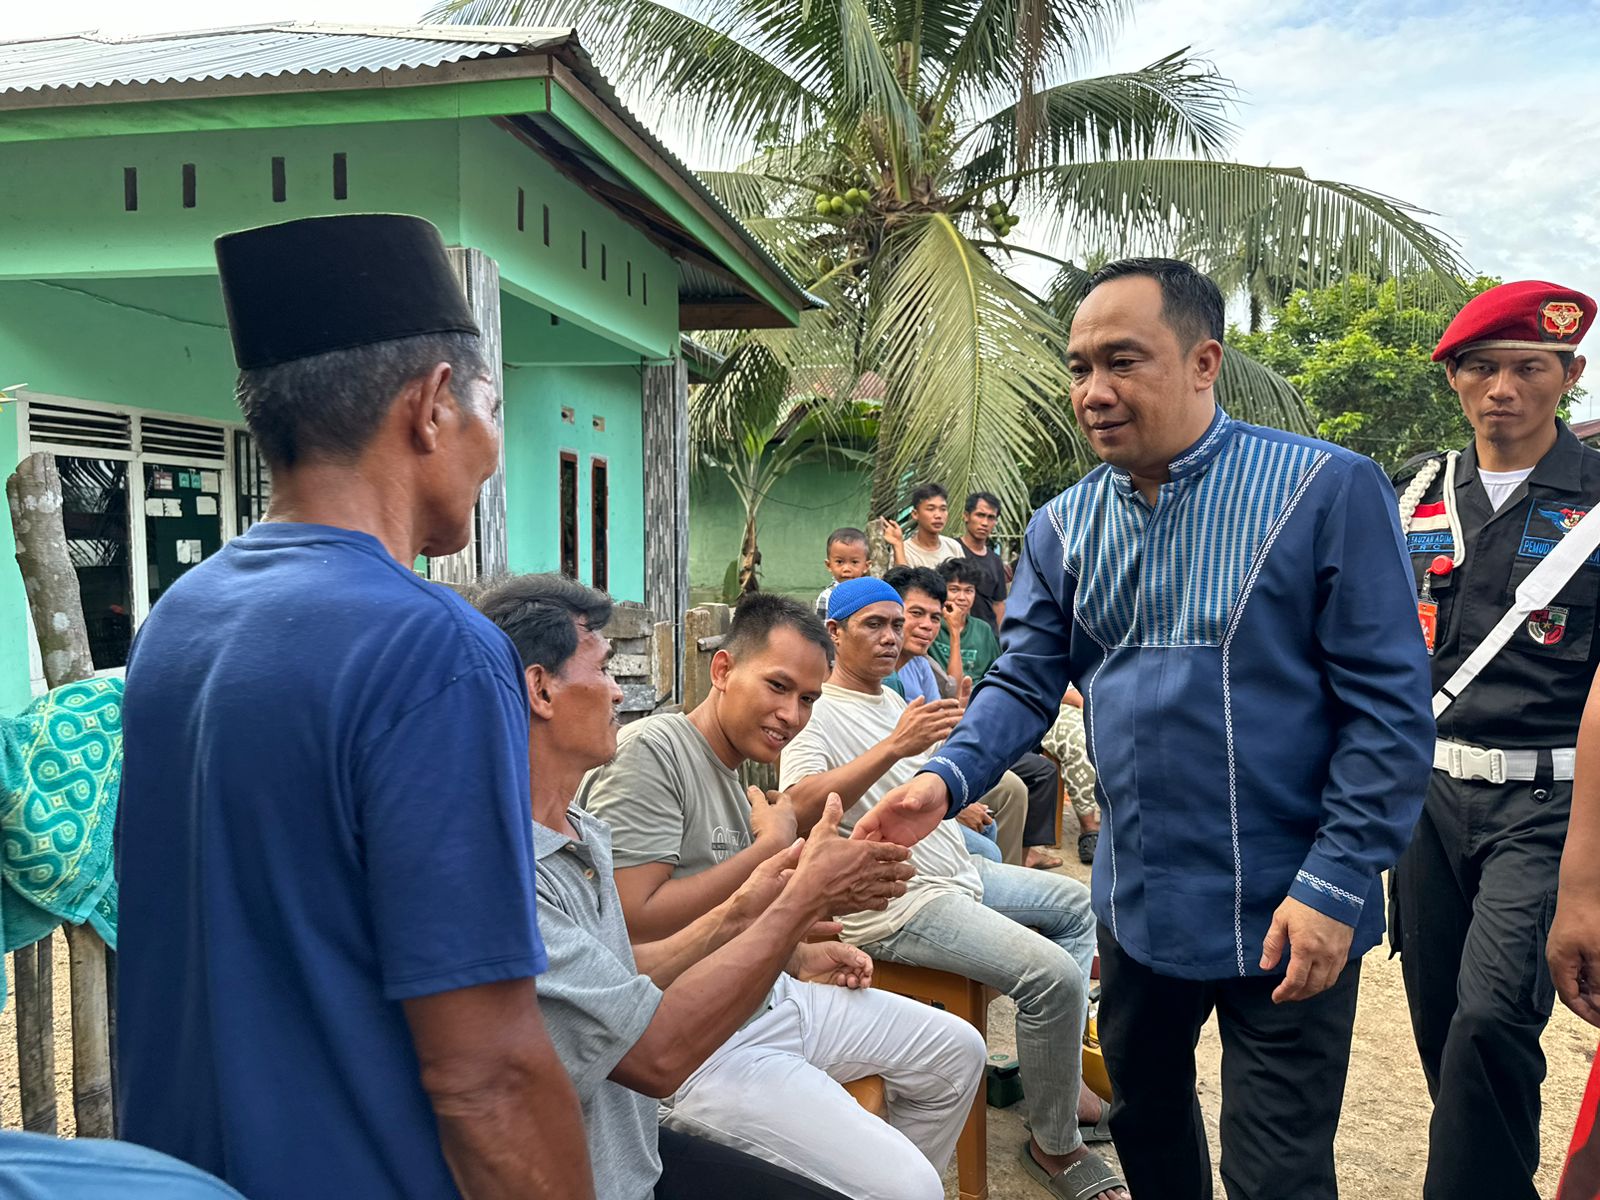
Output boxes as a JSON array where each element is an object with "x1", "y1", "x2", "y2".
[{"x1": 1433, "y1": 740, "x2": 1576, "y2": 783}]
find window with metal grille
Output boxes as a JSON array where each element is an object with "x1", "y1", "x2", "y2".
[
  {"x1": 27, "y1": 401, "x2": 133, "y2": 454},
  {"x1": 560, "y1": 452, "x2": 579, "y2": 578},
  {"x1": 234, "y1": 429, "x2": 271, "y2": 534},
  {"x1": 591, "y1": 458, "x2": 609, "y2": 591},
  {"x1": 141, "y1": 416, "x2": 226, "y2": 462}
]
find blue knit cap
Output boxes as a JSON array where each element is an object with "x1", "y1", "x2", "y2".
[{"x1": 827, "y1": 576, "x2": 904, "y2": 622}]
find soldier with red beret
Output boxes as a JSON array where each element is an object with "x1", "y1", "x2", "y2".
[{"x1": 1392, "y1": 279, "x2": 1597, "y2": 1200}]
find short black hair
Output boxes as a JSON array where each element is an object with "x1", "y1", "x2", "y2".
[
  {"x1": 472, "y1": 572, "x2": 613, "y2": 675},
  {"x1": 1086, "y1": 257, "x2": 1225, "y2": 350},
  {"x1": 237, "y1": 330, "x2": 488, "y2": 468},
  {"x1": 909, "y1": 483, "x2": 948, "y2": 509},
  {"x1": 724, "y1": 592, "x2": 834, "y2": 667},
  {"x1": 964, "y1": 491, "x2": 1001, "y2": 515},
  {"x1": 825, "y1": 527, "x2": 868, "y2": 553},
  {"x1": 938, "y1": 557, "x2": 984, "y2": 588},
  {"x1": 884, "y1": 565, "x2": 947, "y2": 606}
]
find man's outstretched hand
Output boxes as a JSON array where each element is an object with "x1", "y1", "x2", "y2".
[{"x1": 849, "y1": 773, "x2": 951, "y2": 848}]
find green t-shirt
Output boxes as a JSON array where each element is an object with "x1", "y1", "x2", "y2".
[{"x1": 931, "y1": 616, "x2": 1000, "y2": 681}]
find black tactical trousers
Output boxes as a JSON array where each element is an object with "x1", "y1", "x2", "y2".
[{"x1": 1393, "y1": 770, "x2": 1570, "y2": 1200}]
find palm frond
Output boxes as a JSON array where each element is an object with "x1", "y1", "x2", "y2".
[
  {"x1": 430, "y1": 0, "x2": 823, "y2": 155},
  {"x1": 1215, "y1": 347, "x2": 1313, "y2": 434},
  {"x1": 931, "y1": 0, "x2": 1131, "y2": 120},
  {"x1": 1031, "y1": 158, "x2": 1467, "y2": 305},
  {"x1": 957, "y1": 53, "x2": 1237, "y2": 189},
  {"x1": 867, "y1": 214, "x2": 1072, "y2": 518}
]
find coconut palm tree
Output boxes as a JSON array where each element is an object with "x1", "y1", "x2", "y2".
[{"x1": 435, "y1": 0, "x2": 1465, "y2": 520}]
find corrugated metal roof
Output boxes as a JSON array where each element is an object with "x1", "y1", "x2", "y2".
[
  {"x1": 0, "y1": 21, "x2": 819, "y2": 320},
  {"x1": 0, "y1": 22, "x2": 573, "y2": 97}
]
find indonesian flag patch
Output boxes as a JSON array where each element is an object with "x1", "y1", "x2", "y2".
[
  {"x1": 1410, "y1": 499, "x2": 1452, "y2": 532},
  {"x1": 1529, "y1": 606, "x2": 1570, "y2": 646}
]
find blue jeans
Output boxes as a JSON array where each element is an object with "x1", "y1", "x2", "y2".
[
  {"x1": 959, "y1": 823, "x2": 1002, "y2": 863},
  {"x1": 862, "y1": 859, "x2": 1096, "y2": 1156}
]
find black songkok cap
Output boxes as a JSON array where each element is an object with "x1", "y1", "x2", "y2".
[{"x1": 214, "y1": 213, "x2": 479, "y2": 370}]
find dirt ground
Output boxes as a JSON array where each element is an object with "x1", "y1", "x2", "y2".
[
  {"x1": 938, "y1": 856, "x2": 1597, "y2": 1199},
  {"x1": 4, "y1": 872, "x2": 1594, "y2": 1199}
]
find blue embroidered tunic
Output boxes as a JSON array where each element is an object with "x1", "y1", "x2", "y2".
[{"x1": 923, "y1": 410, "x2": 1434, "y2": 979}]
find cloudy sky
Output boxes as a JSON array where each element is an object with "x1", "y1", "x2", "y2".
[{"x1": 9, "y1": 0, "x2": 1600, "y2": 406}]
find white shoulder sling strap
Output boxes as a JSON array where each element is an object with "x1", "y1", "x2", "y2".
[{"x1": 1433, "y1": 504, "x2": 1600, "y2": 718}]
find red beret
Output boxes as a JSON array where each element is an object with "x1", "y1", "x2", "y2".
[{"x1": 1433, "y1": 280, "x2": 1596, "y2": 362}]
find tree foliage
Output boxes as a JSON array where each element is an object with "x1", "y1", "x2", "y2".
[
  {"x1": 436, "y1": 0, "x2": 1467, "y2": 520},
  {"x1": 1230, "y1": 276, "x2": 1499, "y2": 474}
]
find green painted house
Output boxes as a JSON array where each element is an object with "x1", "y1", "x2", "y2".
[{"x1": 0, "y1": 22, "x2": 812, "y2": 713}]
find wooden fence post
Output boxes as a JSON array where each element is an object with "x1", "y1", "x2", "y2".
[
  {"x1": 12, "y1": 938, "x2": 56, "y2": 1133},
  {"x1": 6, "y1": 451, "x2": 115, "y2": 1137},
  {"x1": 682, "y1": 606, "x2": 715, "y2": 711}
]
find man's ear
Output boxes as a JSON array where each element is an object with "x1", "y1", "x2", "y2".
[
  {"x1": 525, "y1": 662, "x2": 556, "y2": 720},
  {"x1": 1192, "y1": 338, "x2": 1223, "y2": 389},
  {"x1": 709, "y1": 648, "x2": 734, "y2": 694},
  {"x1": 407, "y1": 362, "x2": 456, "y2": 453},
  {"x1": 1443, "y1": 357, "x2": 1461, "y2": 392},
  {"x1": 1568, "y1": 355, "x2": 1588, "y2": 394}
]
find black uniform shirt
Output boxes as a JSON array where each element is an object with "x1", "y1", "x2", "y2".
[{"x1": 1400, "y1": 421, "x2": 1600, "y2": 749}]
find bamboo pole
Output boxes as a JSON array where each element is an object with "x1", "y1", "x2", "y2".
[
  {"x1": 13, "y1": 938, "x2": 57, "y2": 1133},
  {"x1": 65, "y1": 925, "x2": 113, "y2": 1136},
  {"x1": 6, "y1": 451, "x2": 115, "y2": 1136}
]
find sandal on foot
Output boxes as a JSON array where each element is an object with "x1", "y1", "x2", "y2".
[
  {"x1": 1018, "y1": 1142, "x2": 1126, "y2": 1200},
  {"x1": 1079, "y1": 1107, "x2": 1113, "y2": 1144},
  {"x1": 1077, "y1": 831, "x2": 1099, "y2": 865},
  {"x1": 1026, "y1": 847, "x2": 1065, "y2": 870},
  {"x1": 1026, "y1": 1108, "x2": 1113, "y2": 1144}
]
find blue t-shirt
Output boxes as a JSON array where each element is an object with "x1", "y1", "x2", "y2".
[
  {"x1": 116, "y1": 523, "x2": 547, "y2": 1199},
  {"x1": 0, "y1": 1131, "x2": 245, "y2": 1199},
  {"x1": 884, "y1": 655, "x2": 941, "y2": 704}
]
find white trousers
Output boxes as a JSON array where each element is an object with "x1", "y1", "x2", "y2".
[{"x1": 660, "y1": 972, "x2": 985, "y2": 1200}]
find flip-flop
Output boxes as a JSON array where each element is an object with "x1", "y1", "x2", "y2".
[
  {"x1": 1077, "y1": 831, "x2": 1098, "y2": 865},
  {"x1": 1022, "y1": 1111, "x2": 1114, "y2": 1145},
  {"x1": 1027, "y1": 848, "x2": 1065, "y2": 870},
  {"x1": 1018, "y1": 1141, "x2": 1126, "y2": 1199},
  {"x1": 1079, "y1": 1107, "x2": 1113, "y2": 1144}
]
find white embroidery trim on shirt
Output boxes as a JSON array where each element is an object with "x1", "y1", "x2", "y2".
[
  {"x1": 1221, "y1": 452, "x2": 1330, "y2": 976},
  {"x1": 927, "y1": 755, "x2": 970, "y2": 807},
  {"x1": 1295, "y1": 869, "x2": 1365, "y2": 910}
]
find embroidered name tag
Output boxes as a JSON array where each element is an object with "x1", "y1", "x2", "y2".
[{"x1": 1408, "y1": 531, "x2": 1455, "y2": 554}]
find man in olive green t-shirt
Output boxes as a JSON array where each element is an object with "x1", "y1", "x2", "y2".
[{"x1": 931, "y1": 557, "x2": 1001, "y2": 683}]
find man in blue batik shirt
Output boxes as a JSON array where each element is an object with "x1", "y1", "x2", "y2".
[{"x1": 851, "y1": 259, "x2": 1434, "y2": 1200}]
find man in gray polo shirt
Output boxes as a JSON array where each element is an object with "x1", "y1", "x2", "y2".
[{"x1": 476, "y1": 574, "x2": 985, "y2": 1200}]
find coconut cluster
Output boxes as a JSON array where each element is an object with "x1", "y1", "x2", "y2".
[
  {"x1": 815, "y1": 187, "x2": 872, "y2": 218},
  {"x1": 984, "y1": 199, "x2": 1019, "y2": 238}
]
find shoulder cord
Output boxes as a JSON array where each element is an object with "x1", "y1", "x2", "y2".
[{"x1": 1396, "y1": 451, "x2": 1465, "y2": 570}]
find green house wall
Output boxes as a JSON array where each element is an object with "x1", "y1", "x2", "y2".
[
  {"x1": 0, "y1": 108, "x2": 685, "y2": 711},
  {"x1": 505, "y1": 362, "x2": 645, "y2": 602},
  {"x1": 689, "y1": 462, "x2": 871, "y2": 603}
]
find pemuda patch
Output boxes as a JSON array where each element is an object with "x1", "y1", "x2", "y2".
[
  {"x1": 1519, "y1": 504, "x2": 1600, "y2": 567},
  {"x1": 1528, "y1": 607, "x2": 1570, "y2": 645}
]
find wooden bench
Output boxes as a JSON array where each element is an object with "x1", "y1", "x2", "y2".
[{"x1": 871, "y1": 961, "x2": 998, "y2": 1200}]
